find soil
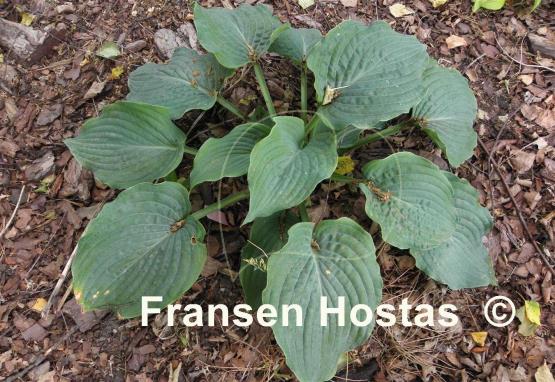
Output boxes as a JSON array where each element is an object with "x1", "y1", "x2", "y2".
[{"x1": 1, "y1": 0, "x2": 554, "y2": 381}]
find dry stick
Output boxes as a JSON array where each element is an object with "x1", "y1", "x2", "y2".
[
  {"x1": 42, "y1": 245, "x2": 78, "y2": 320},
  {"x1": 494, "y1": 35, "x2": 555, "y2": 74},
  {"x1": 5, "y1": 326, "x2": 78, "y2": 382},
  {"x1": 478, "y1": 137, "x2": 555, "y2": 276},
  {"x1": 0, "y1": 185, "x2": 26, "y2": 240}
]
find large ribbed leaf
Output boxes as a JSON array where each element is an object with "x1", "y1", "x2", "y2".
[
  {"x1": 190, "y1": 122, "x2": 271, "y2": 188},
  {"x1": 127, "y1": 48, "x2": 233, "y2": 119},
  {"x1": 240, "y1": 210, "x2": 299, "y2": 309},
  {"x1": 263, "y1": 218, "x2": 382, "y2": 382},
  {"x1": 194, "y1": 4, "x2": 288, "y2": 69},
  {"x1": 411, "y1": 172, "x2": 496, "y2": 289},
  {"x1": 269, "y1": 27, "x2": 322, "y2": 63},
  {"x1": 360, "y1": 152, "x2": 456, "y2": 249},
  {"x1": 412, "y1": 60, "x2": 478, "y2": 167},
  {"x1": 72, "y1": 182, "x2": 206, "y2": 318},
  {"x1": 245, "y1": 116, "x2": 337, "y2": 223},
  {"x1": 65, "y1": 102, "x2": 185, "y2": 189},
  {"x1": 307, "y1": 20, "x2": 428, "y2": 130}
]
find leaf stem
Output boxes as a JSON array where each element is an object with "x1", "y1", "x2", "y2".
[
  {"x1": 329, "y1": 174, "x2": 367, "y2": 183},
  {"x1": 216, "y1": 95, "x2": 246, "y2": 120},
  {"x1": 300, "y1": 64, "x2": 308, "y2": 123},
  {"x1": 190, "y1": 190, "x2": 250, "y2": 220},
  {"x1": 304, "y1": 113, "x2": 320, "y2": 139},
  {"x1": 298, "y1": 199, "x2": 310, "y2": 222},
  {"x1": 183, "y1": 145, "x2": 198, "y2": 156},
  {"x1": 341, "y1": 121, "x2": 413, "y2": 152},
  {"x1": 253, "y1": 61, "x2": 276, "y2": 117}
]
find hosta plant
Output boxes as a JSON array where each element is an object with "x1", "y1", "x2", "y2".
[{"x1": 65, "y1": 4, "x2": 496, "y2": 382}]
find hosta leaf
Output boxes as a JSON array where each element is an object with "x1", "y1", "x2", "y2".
[
  {"x1": 263, "y1": 218, "x2": 382, "y2": 382},
  {"x1": 410, "y1": 172, "x2": 495, "y2": 288},
  {"x1": 245, "y1": 116, "x2": 337, "y2": 223},
  {"x1": 194, "y1": 4, "x2": 288, "y2": 69},
  {"x1": 190, "y1": 122, "x2": 271, "y2": 188},
  {"x1": 269, "y1": 27, "x2": 322, "y2": 63},
  {"x1": 412, "y1": 60, "x2": 478, "y2": 167},
  {"x1": 337, "y1": 125, "x2": 362, "y2": 148},
  {"x1": 65, "y1": 102, "x2": 185, "y2": 189},
  {"x1": 240, "y1": 210, "x2": 300, "y2": 309},
  {"x1": 360, "y1": 152, "x2": 456, "y2": 249},
  {"x1": 127, "y1": 48, "x2": 233, "y2": 119},
  {"x1": 72, "y1": 182, "x2": 206, "y2": 318},
  {"x1": 307, "y1": 20, "x2": 428, "y2": 130}
]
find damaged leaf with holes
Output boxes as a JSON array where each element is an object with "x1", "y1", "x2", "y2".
[{"x1": 65, "y1": 5, "x2": 495, "y2": 382}]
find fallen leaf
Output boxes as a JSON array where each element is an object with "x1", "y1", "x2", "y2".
[
  {"x1": 510, "y1": 150, "x2": 535, "y2": 173},
  {"x1": 20, "y1": 12, "x2": 35, "y2": 26},
  {"x1": 110, "y1": 65, "x2": 125, "y2": 80},
  {"x1": 30, "y1": 298, "x2": 47, "y2": 313},
  {"x1": 340, "y1": 0, "x2": 358, "y2": 7},
  {"x1": 335, "y1": 156, "x2": 356, "y2": 175},
  {"x1": 519, "y1": 74, "x2": 534, "y2": 85},
  {"x1": 525, "y1": 300, "x2": 541, "y2": 325},
  {"x1": 470, "y1": 331, "x2": 488, "y2": 346},
  {"x1": 83, "y1": 80, "x2": 106, "y2": 100},
  {"x1": 96, "y1": 41, "x2": 120, "y2": 59},
  {"x1": 446, "y1": 35, "x2": 468, "y2": 49},
  {"x1": 389, "y1": 3, "x2": 415, "y2": 17},
  {"x1": 430, "y1": 0, "x2": 448, "y2": 6},
  {"x1": 535, "y1": 363, "x2": 555, "y2": 382},
  {"x1": 516, "y1": 306, "x2": 539, "y2": 336}
]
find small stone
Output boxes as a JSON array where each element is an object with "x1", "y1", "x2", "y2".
[
  {"x1": 125, "y1": 40, "x2": 147, "y2": 53},
  {"x1": 178, "y1": 22, "x2": 198, "y2": 51},
  {"x1": 0, "y1": 64, "x2": 19, "y2": 91},
  {"x1": 154, "y1": 29, "x2": 188, "y2": 59},
  {"x1": 56, "y1": 3, "x2": 75, "y2": 14}
]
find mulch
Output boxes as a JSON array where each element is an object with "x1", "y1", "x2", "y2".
[{"x1": 0, "y1": 0, "x2": 554, "y2": 381}]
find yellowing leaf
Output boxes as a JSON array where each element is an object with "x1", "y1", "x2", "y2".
[
  {"x1": 96, "y1": 41, "x2": 120, "y2": 59},
  {"x1": 516, "y1": 306, "x2": 539, "y2": 337},
  {"x1": 20, "y1": 12, "x2": 35, "y2": 26},
  {"x1": 298, "y1": 0, "x2": 315, "y2": 9},
  {"x1": 110, "y1": 65, "x2": 125, "y2": 80},
  {"x1": 535, "y1": 363, "x2": 555, "y2": 382},
  {"x1": 30, "y1": 297, "x2": 47, "y2": 313},
  {"x1": 430, "y1": 0, "x2": 448, "y2": 7},
  {"x1": 525, "y1": 300, "x2": 541, "y2": 325},
  {"x1": 335, "y1": 156, "x2": 355, "y2": 175},
  {"x1": 0, "y1": 52, "x2": 3, "y2": 63},
  {"x1": 470, "y1": 331, "x2": 488, "y2": 346},
  {"x1": 389, "y1": 3, "x2": 415, "y2": 17},
  {"x1": 472, "y1": 0, "x2": 505, "y2": 12}
]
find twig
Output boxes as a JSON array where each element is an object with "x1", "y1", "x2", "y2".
[
  {"x1": 0, "y1": 185, "x2": 26, "y2": 240},
  {"x1": 478, "y1": 137, "x2": 554, "y2": 276},
  {"x1": 466, "y1": 53, "x2": 486, "y2": 70},
  {"x1": 42, "y1": 245, "x2": 78, "y2": 319},
  {"x1": 5, "y1": 326, "x2": 78, "y2": 382},
  {"x1": 494, "y1": 35, "x2": 555, "y2": 74}
]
